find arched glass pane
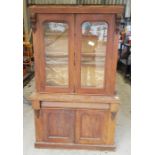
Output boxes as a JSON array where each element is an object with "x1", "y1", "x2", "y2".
[
  {"x1": 44, "y1": 22, "x2": 69, "y2": 87},
  {"x1": 81, "y1": 21, "x2": 108, "y2": 88}
]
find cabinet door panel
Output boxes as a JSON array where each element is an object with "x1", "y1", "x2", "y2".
[
  {"x1": 34, "y1": 14, "x2": 75, "y2": 93},
  {"x1": 75, "y1": 14, "x2": 115, "y2": 94},
  {"x1": 81, "y1": 21, "x2": 107, "y2": 88},
  {"x1": 42, "y1": 109, "x2": 75, "y2": 143},
  {"x1": 75, "y1": 109, "x2": 109, "y2": 145},
  {"x1": 44, "y1": 22, "x2": 69, "y2": 87}
]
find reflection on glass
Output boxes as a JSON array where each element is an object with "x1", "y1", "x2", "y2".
[
  {"x1": 44, "y1": 22, "x2": 68, "y2": 86},
  {"x1": 81, "y1": 22, "x2": 108, "y2": 88}
]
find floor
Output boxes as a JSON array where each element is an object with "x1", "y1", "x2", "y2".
[{"x1": 23, "y1": 73, "x2": 131, "y2": 155}]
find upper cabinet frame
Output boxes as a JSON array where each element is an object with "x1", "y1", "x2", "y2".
[{"x1": 29, "y1": 5, "x2": 124, "y2": 95}]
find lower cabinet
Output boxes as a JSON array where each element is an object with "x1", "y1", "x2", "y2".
[
  {"x1": 32, "y1": 94, "x2": 120, "y2": 150},
  {"x1": 40, "y1": 108, "x2": 109, "y2": 145}
]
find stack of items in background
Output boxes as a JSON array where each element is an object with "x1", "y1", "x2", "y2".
[
  {"x1": 117, "y1": 17, "x2": 131, "y2": 81},
  {"x1": 23, "y1": 0, "x2": 34, "y2": 86},
  {"x1": 23, "y1": 34, "x2": 34, "y2": 86}
]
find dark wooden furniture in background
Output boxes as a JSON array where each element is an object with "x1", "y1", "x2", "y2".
[
  {"x1": 23, "y1": 35, "x2": 34, "y2": 86},
  {"x1": 23, "y1": 0, "x2": 34, "y2": 86},
  {"x1": 118, "y1": 43, "x2": 131, "y2": 79},
  {"x1": 29, "y1": 5, "x2": 124, "y2": 150},
  {"x1": 118, "y1": 19, "x2": 131, "y2": 81}
]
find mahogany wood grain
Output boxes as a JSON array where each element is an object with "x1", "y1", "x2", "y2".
[
  {"x1": 35, "y1": 142, "x2": 116, "y2": 151},
  {"x1": 107, "y1": 33, "x2": 119, "y2": 94},
  {"x1": 32, "y1": 100, "x2": 40, "y2": 110},
  {"x1": 42, "y1": 109, "x2": 75, "y2": 143},
  {"x1": 33, "y1": 102, "x2": 119, "y2": 147},
  {"x1": 41, "y1": 101, "x2": 110, "y2": 110},
  {"x1": 32, "y1": 21, "x2": 42, "y2": 91},
  {"x1": 34, "y1": 110, "x2": 43, "y2": 142},
  {"x1": 29, "y1": 5, "x2": 124, "y2": 14},
  {"x1": 75, "y1": 14, "x2": 115, "y2": 95},
  {"x1": 75, "y1": 109, "x2": 109, "y2": 145},
  {"x1": 29, "y1": 5, "x2": 124, "y2": 150},
  {"x1": 106, "y1": 103, "x2": 120, "y2": 144},
  {"x1": 30, "y1": 92, "x2": 120, "y2": 104},
  {"x1": 31, "y1": 11, "x2": 121, "y2": 95},
  {"x1": 34, "y1": 14, "x2": 75, "y2": 93}
]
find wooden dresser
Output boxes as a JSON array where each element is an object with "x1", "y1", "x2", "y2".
[{"x1": 29, "y1": 5, "x2": 124, "y2": 150}]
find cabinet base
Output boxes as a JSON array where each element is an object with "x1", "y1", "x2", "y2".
[
  {"x1": 35, "y1": 142, "x2": 116, "y2": 151},
  {"x1": 32, "y1": 94, "x2": 120, "y2": 151}
]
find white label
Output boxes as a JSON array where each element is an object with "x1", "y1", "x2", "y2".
[{"x1": 88, "y1": 41, "x2": 95, "y2": 46}]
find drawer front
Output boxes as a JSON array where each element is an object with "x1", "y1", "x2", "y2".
[
  {"x1": 42, "y1": 108, "x2": 75, "y2": 143},
  {"x1": 75, "y1": 109, "x2": 109, "y2": 145}
]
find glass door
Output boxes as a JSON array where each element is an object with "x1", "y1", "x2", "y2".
[
  {"x1": 75, "y1": 14, "x2": 115, "y2": 94},
  {"x1": 34, "y1": 13, "x2": 116, "y2": 94},
  {"x1": 81, "y1": 21, "x2": 107, "y2": 88},
  {"x1": 35, "y1": 14, "x2": 75, "y2": 93},
  {"x1": 44, "y1": 22, "x2": 69, "y2": 87}
]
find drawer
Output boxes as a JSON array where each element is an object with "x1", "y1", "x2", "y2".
[{"x1": 41, "y1": 101, "x2": 110, "y2": 110}]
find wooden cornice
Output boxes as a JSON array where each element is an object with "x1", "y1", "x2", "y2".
[
  {"x1": 29, "y1": 5, "x2": 124, "y2": 33},
  {"x1": 29, "y1": 5, "x2": 124, "y2": 14}
]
